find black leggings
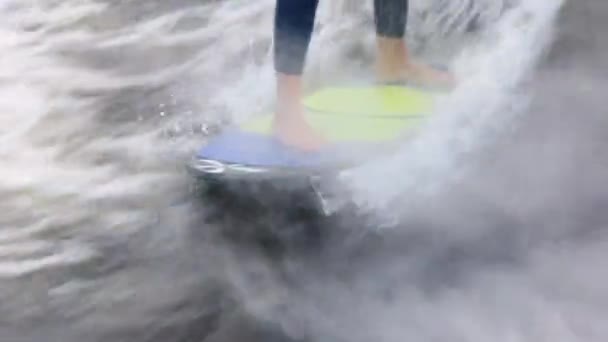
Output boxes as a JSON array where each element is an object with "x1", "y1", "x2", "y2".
[{"x1": 274, "y1": 0, "x2": 409, "y2": 75}]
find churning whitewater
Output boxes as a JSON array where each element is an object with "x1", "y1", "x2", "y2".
[{"x1": 2, "y1": 0, "x2": 608, "y2": 342}]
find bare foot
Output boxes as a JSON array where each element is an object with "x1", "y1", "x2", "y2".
[
  {"x1": 273, "y1": 105, "x2": 326, "y2": 151},
  {"x1": 400, "y1": 61, "x2": 456, "y2": 90},
  {"x1": 379, "y1": 60, "x2": 456, "y2": 90},
  {"x1": 375, "y1": 36, "x2": 457, "y2": 91},
  {"x1": 273, "y1": 73, "x2": 326, "y2": 151}
]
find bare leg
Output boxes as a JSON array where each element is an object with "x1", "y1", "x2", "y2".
[
  {"x1": 374, "y1": 0, "x2": 456, "y2": 89},
  {"x1": 273, "y1": 0, "x2": 325, "y2": 151},
  {"x1": 274, "y1": 73, "x2": 325, "y2": 151}
]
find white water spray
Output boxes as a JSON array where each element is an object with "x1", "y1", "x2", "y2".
[{"x1": 341, "y1": 0, "x2": 566, "y2": 225}]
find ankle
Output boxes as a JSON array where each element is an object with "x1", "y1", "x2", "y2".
[{"x1": 375, "y1": 35, "x2": 411, "y2": 80}]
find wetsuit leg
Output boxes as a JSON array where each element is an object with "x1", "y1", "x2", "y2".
[
  {"x1": 274, "y1": 0, "x2": 319, "y2": 75},
  {"x1": 273, "y1": 0, "x2": 407, "y2": 74},
  {"x1": 374, "y1": 0, "x2": 409, "y2": 38}
]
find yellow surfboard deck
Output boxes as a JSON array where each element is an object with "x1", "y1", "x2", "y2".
[{"x1": 241, "y1": 85, "x2": 436, "y2": 143}]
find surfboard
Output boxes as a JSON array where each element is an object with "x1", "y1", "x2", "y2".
[{"x1": 187, "y1": 85, "x2": 436, "y2": 182}]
